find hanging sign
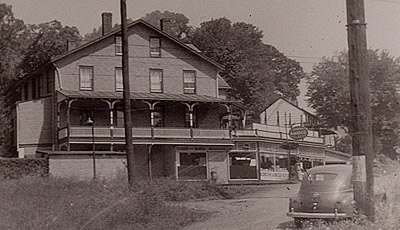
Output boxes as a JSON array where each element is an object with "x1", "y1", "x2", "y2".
[{"x1": 289, "y1": 126, "x2": 308, "y2": 140}]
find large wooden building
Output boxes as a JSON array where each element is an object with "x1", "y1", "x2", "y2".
[{"x1": 16, "y1": 13, "x2": 350, "y2": 183}]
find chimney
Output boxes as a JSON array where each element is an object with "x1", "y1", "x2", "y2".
[{"x1": 102, "y1": 12, "x2": 112, "y2": 35}]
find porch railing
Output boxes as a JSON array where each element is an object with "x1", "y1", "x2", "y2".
[
  {"x1": 234, "y1": 128, "x2": 325, "y2": 144},
  {"x1": 59, "y1": 125, "x2": 325, "y2": 144},
  {"x1": 60, "y1": 126, "x2": 230, "y2": 140}
]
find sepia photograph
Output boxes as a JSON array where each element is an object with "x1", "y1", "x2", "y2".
[{"x1": 0, "y1": 0, "x2": 399, "y2": 229}]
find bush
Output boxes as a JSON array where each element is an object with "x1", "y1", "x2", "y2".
[{"x1": 0, "y1": 158, "x2": 48, "y2": 179}]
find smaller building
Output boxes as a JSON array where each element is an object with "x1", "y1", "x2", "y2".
[{"x1": 226, "y1": 97, "x2": 350, "y2": 182}]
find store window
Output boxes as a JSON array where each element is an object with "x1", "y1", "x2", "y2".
[
  {"x1": 177, "y1": 152, "x2": 207, "y2": 180},
  {"x1": 229, "y1": 152, "x2": 257, "y2": 179},
  {"x1": 260, "y1": 154, "x2": 275, "y2": 171}
]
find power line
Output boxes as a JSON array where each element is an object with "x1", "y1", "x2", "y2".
[{"x1": 369, "y1": 0, "x2": 400, "y2": 4}]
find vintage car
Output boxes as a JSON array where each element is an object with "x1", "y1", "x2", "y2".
[{"x1": 287, "y1": 164, "x2": 354, "y2": 226}]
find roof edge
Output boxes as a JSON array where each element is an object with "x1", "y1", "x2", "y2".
[{"x1": 51, "y1": 19, "x2": 224, "y2": 70}]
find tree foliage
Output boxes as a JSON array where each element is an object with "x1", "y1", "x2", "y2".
[
  {"x1": 142, "y1": 10, "x2": 192, "y2": 40},
  {"x1": 140, "y1": 13, "x2": 305, "y2": 116},
  {"x1": 0, "y1": 3, "x2": 82, "y2": 156},
  {"x1": 307, "y1": 50, "x2": 400, "y2": 158},
  {"x1": 21, "y1": 20, "x2": 81, "y2": 74},
  {"x1": 0, "y1": 3, "x2": 27, "y2": 80},
  {"x1": 189, "y1": 18, "x2": 304, "y2": 114}
]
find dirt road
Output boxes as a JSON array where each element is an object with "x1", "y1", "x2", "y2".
[{"x1": 182, "y1": 183, "x2": 300, "y2": 230}]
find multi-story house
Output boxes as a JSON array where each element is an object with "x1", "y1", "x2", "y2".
[
  {"x1": 16, "y1": 13, "x2": 244, "y2": 182},
  {"x1": 16, "y1": 13, "x2": 349, "y2": 183}
]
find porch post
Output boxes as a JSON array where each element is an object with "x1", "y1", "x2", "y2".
[
  {"x1": 66, "y1": 99, "x2": 77, "y2": 151},
  {"x1": 182, "y1": 102, "x2": 198, "y2": 139},
  {"x1": 144, "y1": 101, "x2": 159, "y2": 139},
  {"x1": 110, "y1": 100, "x2": 119, "y2": 151},
  {"x1": 56, "y1": 102, "x2": 63, "y2": 150},
  {"x1": 148, "y1": 144, "x2": 153, "y2": 180},
  {"x1": 101, "y1": 99, "x2": 113, "y2": 151},
  {"x1": 223, "y1": 104, "x2": 232, "y2": 138}
]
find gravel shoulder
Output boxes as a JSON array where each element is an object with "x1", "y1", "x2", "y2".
[{"x1": 181, "y1": 183, "x2": 300, "y2": 230}]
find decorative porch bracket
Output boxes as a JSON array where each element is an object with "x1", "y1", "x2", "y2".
[
  {"x1": 101, "y1": 99, "x2": 116, "y2": 151},
  {"x1": 143, "y1": 101, "x2": 160, "y2": 139},
  {"x1": 182, "y1": 102, "x2": 198, "y2": 139},
  {"x1": 222, "y1": 104, "x2": 233, "y2": 139}
]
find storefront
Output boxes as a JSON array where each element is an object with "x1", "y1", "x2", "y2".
[{"x1": 228, "y1": 141, "x2": 342, "y2": 182}]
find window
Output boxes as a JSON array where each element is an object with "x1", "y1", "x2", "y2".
[
  {"x1": 183, "y1": 71, "x2": 196, "y2": 94},
  {"x1": 312, "y1": 173, "x2": 337, "y2": 181},
  {"x1": 150, "y1": 69, "x2": 163, "y2": 93},
  {"x1": 177, "y1": 152, "x2": 207, "y2": 180},
  {"x1": 115, "y1": 36, "x2": 122, "y2": 55},
  {"x1": 24, "y1": 82, "x2": 29, "y2": 100},
  {"x1": 46, "y1": 70, "x2": 51, "y2": 94},
  {"x1": 149, "y1": 37, "x2": 161, "y2": 57},
  {"x1": 229, "y1": 152, "x2": 257, "y2": 179},
  {"x1": 115, "y1": 67, "x2": 123, "y2": 91},
  {"x1": 184, "y1": 107, "x2": 197, "y2": 128},
  {"x1": 79, "y1": 66, "x2": 93, "y2": 90},
  {"x1": 32, "y1": 78, "x2": 37, "y2": 99}
]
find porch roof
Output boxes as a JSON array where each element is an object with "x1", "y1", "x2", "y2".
[{"x1": 58, "y1": 89, "x2": 243, "y2": 107}]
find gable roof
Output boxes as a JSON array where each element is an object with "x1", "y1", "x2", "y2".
[
  {"x1": 51, "y1": 19, "x2": 224, "y2": 70},
  {"x1": 262, "y1": 97, "x2": 318, "y2": 119}
]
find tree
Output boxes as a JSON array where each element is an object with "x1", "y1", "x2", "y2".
[
  {"x1": 0, "y1": 3, "x2": 29, "y2": 156},
  {"x1": 142, "y1": 10, "x2": 192, "y2": 40},
  {"x1": 0, "y1": 3, "x2": 82, "y2": 156},
  {"x1": 20, "y1": 20, "x2": 81, "y2": 74},
  {"x1": 189, "y1": 18, "x2": 304, "y2": 114},
  {"x1": 307, "y1": 50, "x2": 400, "y2": 158}
]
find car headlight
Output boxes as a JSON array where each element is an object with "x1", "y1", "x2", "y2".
[{"x1": 289, "y1": 198, "x2": 299, "y2": 212}]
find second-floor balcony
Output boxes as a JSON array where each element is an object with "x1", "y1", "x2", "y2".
[
  {"x1": 59, "y1": 126, "x2": 231, "y2": 140},
  {"x1": 234, "y1": 123, "x2": 336, "y2": 146}
]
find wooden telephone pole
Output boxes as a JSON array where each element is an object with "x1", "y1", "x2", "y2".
[
  {"x1": 346, "y1": 0, "x2": 375, "y2": 221},
  {"x1": 120, "y1": 0, "x2": 135, "y2": 183}
]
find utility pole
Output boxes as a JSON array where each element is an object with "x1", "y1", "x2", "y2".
[
  {"x1": 346, "y1": 0, "x2": 375, "y2": 221},
  {"x1": 120, "y1": 0, "x2": 135, "y2": 183}
]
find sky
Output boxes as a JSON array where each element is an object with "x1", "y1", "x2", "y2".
[{"x1": 3, "y1": 0, "x2": 400, "y2": 108}]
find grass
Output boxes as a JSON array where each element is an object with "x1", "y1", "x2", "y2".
[{"x1": 0, "y1": 175, "x2": 255, "y2": 230}]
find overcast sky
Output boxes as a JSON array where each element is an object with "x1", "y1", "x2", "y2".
[{"x1": 3, "y1": 0, "x2": 400, "y2": 108}]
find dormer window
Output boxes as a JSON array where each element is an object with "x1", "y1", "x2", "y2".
[
  {"x1": 149, "y1": 37, "x2": 161, "y2": 57},
  {"x1": 115, "y1": 36, "x2": 122, "y2": 55}
]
